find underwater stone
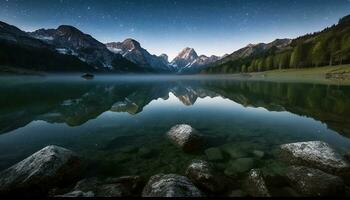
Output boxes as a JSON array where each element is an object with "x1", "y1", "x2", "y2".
[
  {"x1": 279, "y1": 141, "x2": 350, "y2": 176},
  {"x1": 224, "y1": 158, "x2": 255, "y2": 177},
  {"x1": 205, "y1": 148, "x2": 224, "y2": 161},
  {"x1": 285, "y1": 166, "x2": 345, "y2": 196},
  {"x1": 167, "y1": 124, "x2": 204, "y2": 153},
  {"x1": 55, "y1": 190, "x2": 95, "y2": 197},
  {"x1": 0, "y1": 145, "x2": 81, "y2": 196},
  {"x1": 72, "y1": 176, "x2": 143, "y2": 197},
  {"x1": 221, "y1": 144, "x2": 249, "y2": 159},
  {"x1": 74, "y1": 177, "x2": 101, "y2": 192},
  {"x1": 252, "y1": 150, "x2": 265, "y2": 159},
  {"x1": 186, "y1": 160, "x2": 226, "y2": 193},
  {"x1": 142, "y1": 174, "x2": 204, "y2": 197},
  {"x1": 244, "y1": 169, "x2": 271, "y2": 197}
]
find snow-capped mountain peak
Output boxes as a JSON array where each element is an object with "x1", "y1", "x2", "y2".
[{"x1": 170, "y1": 48, "x2": 220, "y2": 73}]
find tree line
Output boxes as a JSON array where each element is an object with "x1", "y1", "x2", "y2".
[{"x1": 203, "y1": 15, "x2": 350, "y2": 74}]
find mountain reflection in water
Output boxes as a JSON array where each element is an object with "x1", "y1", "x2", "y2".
[
  {"x1": 0, "y1": 76, "x2": 349, "y2": 137},
  {"x1": 1, "y1": 76, "x2": 350, "y2": 178}
]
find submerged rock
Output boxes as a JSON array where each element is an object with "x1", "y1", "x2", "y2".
[
  {"x1": 252, "y1": 150, "x2": 265, "y2": 159},
  {"x1": 221, "y1": 144, "x2": 249, "y2": 159},
  {"x1": 186, "y1": 160, "x2": 226, "y2": 193},
  {"x1": 167, "y1": 124, "x2": 204, "y2": 152},
  {"x1": 0, "y1": 145, "x2": 81, "y2": 196},
  {"x1": 205, "y1": 148, "x2": 224, "y2": 161},
  {"x1": 142, "y1": 174, "x2": 204, "y2": 197},
  {"x1": 224, "y1": 158, "x2": 255, "y2": 177},
  {"x1": 279, "y1": 141, "x2": 350, "y2": 176},
  {"x1": 72, "y1": 176, "x2": 144, "y2": 197},
  {"x1": 244, "y1": 169, "x2": 271, "y2": 197},
  {"x1": 56, "y1": 190, "x2": 95, "y2": 197},
  {"x1": 285, "y1": 166, "x2": 345, "y2": 196}
]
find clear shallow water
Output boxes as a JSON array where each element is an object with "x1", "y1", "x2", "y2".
[{"x1": 0, "y1": 75, "x2": 350, "y2": 180}]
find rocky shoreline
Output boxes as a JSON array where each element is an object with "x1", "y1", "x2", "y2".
[{"x1": 0, "y1": 124, "x2": 349, "y2": 197}]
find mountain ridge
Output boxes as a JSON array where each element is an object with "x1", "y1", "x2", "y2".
[{"x1": 106, "y1": 38, "x2": 172, "y2": 72}]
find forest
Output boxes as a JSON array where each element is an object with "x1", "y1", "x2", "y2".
[{"x1": 202, "y1": 15, "x2": 350, "y2": 74}]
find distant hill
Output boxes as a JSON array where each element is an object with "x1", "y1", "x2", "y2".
[{"x1": 201, "y1": 14, "x2": 350, "y2": 74}]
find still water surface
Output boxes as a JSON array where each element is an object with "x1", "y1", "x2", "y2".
[{"x1": 0, "y1": 75, "x2": 350, "y2": 179}]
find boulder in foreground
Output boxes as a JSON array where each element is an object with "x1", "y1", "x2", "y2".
[
  {"x1": 279, "y1": 141, "x2": 350, "y2": 176},
  {"x1": 58, "y1": 176, "x2": 144, "y2": 197},
  {"x1": 142, "y1": 174, "x2": 204, "y2": 197},
  {"x1": 0, "y1": 145, "x2": 81, "y2": 196},
  {"x1": 244, "y1": 169, "x2": 271, "y2": 197},
  {"x1": 186, "y1": 160, "x2": 226, "y2": 193},
  {"x1": 285, "y1": 166, "x2": 345, "y2": 196}
]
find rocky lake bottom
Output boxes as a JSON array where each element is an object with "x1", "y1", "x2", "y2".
[{"x1": 0, "y1": 75, "x2": 350, "y2": 197}]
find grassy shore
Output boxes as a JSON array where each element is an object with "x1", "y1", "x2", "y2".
[
  {"x1": 0, "y1": 66, "x2": 46, "y2": 75},
  {"x1": 245, "y1": 64, "x2": 350, "y2": 85}
]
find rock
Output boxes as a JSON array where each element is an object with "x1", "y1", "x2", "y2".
[
  {"x1": 74, "y1": 177, "x2": 100, "y2": 192},
  {"x1": 186, "y1": 160, "x2": 226, "y2": 193},
  {"x1": 96, "y1": 184, "x2": 132, "y2": 197},
  {"x1": 142, "y1": 174, "x2": 204, "y2": 197},
  {"x1": 285, "y1": 166, "x2": 345, "y2": 196},
  {"x1": 252, "y1": 150, "x2": 265, "y2": 159},
  {"x1": 224, "y1": 158, "x2": 255, "y2": 177},
  {"x1": 221, "y1": 144, "x2": 248, "y2": 159},
  {"x1": 279, "y1": 141, "x2": 350, "y2": 176},
  {"x1": 205, "y1": 148, "x2": 224, "y2": 161},
  {"x1": 167, "y1": 124, "x2": 204, "y2": 152},
  {"x1": 0, "y1": 145, "x2": 81, "y2": 196},
  {"x1": 104, "y1": 176, "x2": 144, "y2": 194},
  {"x1": 244, "y1": 169, "x2": 271, "y2": 197},
  {"x1": 56, "y1": 190, "x2": 95, "y2": 197},
  {"x1": 73, "y1": 176, "x2": 144, "y2": 197},
  {"x1": 228, "y1": 189, "x2": 247, "y2": 197},
  {"x1": 261, "y1": 160, "x2": 288, "y2": 186}
]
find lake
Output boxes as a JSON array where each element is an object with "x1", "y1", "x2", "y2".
[{"x1": 0, "y1": 75, "x2": 350, "y2": 191}]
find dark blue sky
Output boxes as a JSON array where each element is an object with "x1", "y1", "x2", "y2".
[{"x1": 1, "y1": 0, "x2": 349, "y2": 59}]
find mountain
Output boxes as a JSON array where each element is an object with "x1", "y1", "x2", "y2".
[
  {"x1": 210, "y1": 39, "x2": 292, "y2": 68},
  {"x1": 170, "y1": 47, "x2": 220, "y2": 73},
  {"x1": 106, "y1": 39, "x2": 172, "y2": 72},
  {"x1": 170, "y1": 48, "x2": 198, "y2": 69},
  {"x1": 0, "y1": 21, "x2": 96, "y2": 73},
  {"x1": 202, "y1": 14, "x2": 350, "y2": 74},
  {"x1": 0, "y1": 21, "x2": 50, "y2": 49},
  {"x1": 30, "y1": 26, "x2": 145, "y2": 72}
]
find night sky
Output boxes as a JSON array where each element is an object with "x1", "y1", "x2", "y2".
[{"x1": 1, "y1": 0, "x2": 349, "y2": 59}]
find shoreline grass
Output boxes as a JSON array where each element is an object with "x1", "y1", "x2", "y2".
[{"x1": 242, "y1": 64, "x2": 350, "y2": 86}]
